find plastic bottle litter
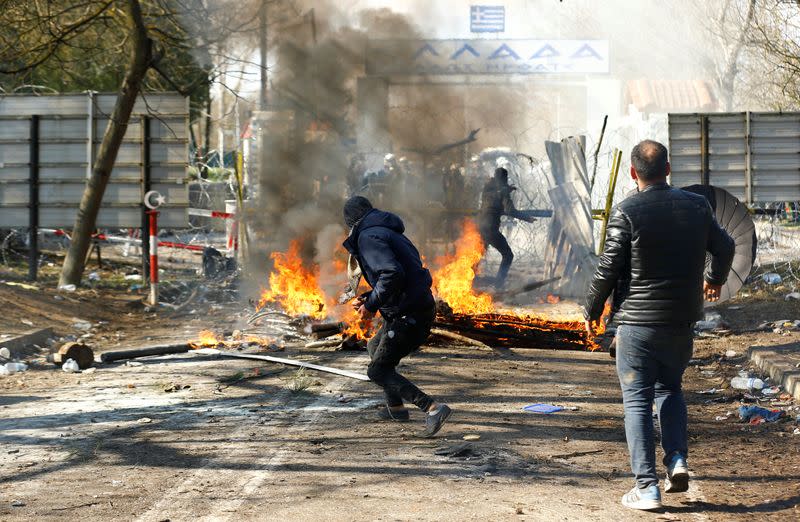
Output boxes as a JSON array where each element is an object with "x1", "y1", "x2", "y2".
[
  {"x1": 58, "y1": 284, "x2": 77, "y2": 292},
  {"x1": 762, "y1": 273, "x2": 782, "y2": 285},
  {"x1": 61, "y1": 358, "x2": 80, "y2": 373},
  {"x1": 88, "y1": 272, "x2": 100, "y2": 282},
  {"x1": 4, "y1": 362, "x2": 28, "y2": 373},
  {"x1": 0, "y1": 366, "x2": 9, "y2": 377},
  {"x1": 730, "y1": 376, "x2": 765, "y2": 390}
]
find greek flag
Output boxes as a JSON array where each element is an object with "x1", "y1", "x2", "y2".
[{"x1": 470, "y1": 5, "x2": 505, "y2": 33}]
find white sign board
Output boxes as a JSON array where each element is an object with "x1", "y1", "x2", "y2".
[{"x1": 366, "y1": 39, "x2": 610, "y2": 75}]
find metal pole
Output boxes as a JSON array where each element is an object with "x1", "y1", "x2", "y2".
[
  {"x1": 141, "y1": 116, "x2": 151, "y2": 284},
  {"x1": 259, "y1": 0, "x2": 268, "y2": 110},
  {"x1": 744, "y1": 112, "x2": 752, "y2": 204},
  {"x1": 700, "y1": 115, "x2": 710, "y2": 186},
  {"x1": 598, "y1": 149, "x2": 622, "y2": 255},
  {"x1": 147, "y1": 210, "x2": 159, "y2": 306},
  {"x1": 28, "y1": 115, "x2": 40, "y2": 281},
  {"x1": 589, "y1": 115, "x2": 608, "y2": 191}
]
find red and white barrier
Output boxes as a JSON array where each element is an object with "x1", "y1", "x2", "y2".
[
  {"x1": 42, "y1": 229, "x2": 205, "y2": 252},
  {"x1": 188, "y1": 208, "x2": 235, "y2": 219},
  {"x1": 188, "y1": 203, "x2": 239, "y2": 257}
]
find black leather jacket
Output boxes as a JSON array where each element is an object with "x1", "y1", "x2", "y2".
[{"x1": 584, "y1": 183, "x2": 735, "y2": 326}]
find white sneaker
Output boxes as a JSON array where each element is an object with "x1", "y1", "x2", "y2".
[
  {"x1": 665, "y1": 454, "x2": 689, "y2": 493},
  {"x1": 621, "y1": 485, "x2": 662, "y2": 511}
]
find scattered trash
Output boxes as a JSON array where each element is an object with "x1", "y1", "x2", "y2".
[
  {"x1": 715, "y1": 412, "x2": 733, "y2": 421},
  {"x1": 137, "y1": 417, "x2": 153, "y2": 424},
  {"x1": 336, "y1": 394, "x2": 352, "y2": 403},
  {"x1": 5, "y1": 281, "x2": 38, "y2": 290},
  {"x1": 72, "y1": 321, "x2": 92, "y2": 331},
  {"x1": 523, "y1": 403, "x2": 564, "y2": 414},
  {"x1": 695, "y1": 311, "x2": 724, "y2": 331},
  {"x1": 58, "y1": 284, "x2": 77, "y2": 292},
  {"x1": 11, "y1": 500, "x2": 25, "y2": 507},
  {"x1": 762, "y1": 386, "x2": 781, "y2": 396},
  {"x1": 793, "y1": 427, "x2": 800, "y2": 435},
  {"x1": 21, "y1": 319, "x2": 33, "y2": 326},
  {"x1": 202, "y1": 247, "x2": 237, "y2": 280},
  {"x1": 0, "y1": 347, "x2": 11, "y2": 360},
  {"x1": 462, "y1": 434, "x2": 481, "y2": 441},
  {"x1": 762, "y1": 273, "x2": 782, "y2": 285},
  {"x1": 785, "y1": 292, "x2": 800, "y2": 301},
  {"x1": 125, "y1": 361, "x2": 143, "y2": 367},
  {"x1": 163, "y1": 383, "x2": 190, "y2": 393},
  {"x1": 738, "y1": 405, "x2": 786, "y2": 424},
  {"x1": 61, "y1": 359, "x2": 80, "y2": 373},
  {"x1": 725, "y1": 350, "x2": 737, "y2": 358},
  {"x1": 124, "y1": 274, "x2": 142, "y2": 281},
  {"x1": 698, "y1": 388, "x2": 721, "y2": 395},
  {"x1": 730, "y1": 376, "x2": 765, "y2": 390},
  {"x1": 771, "y1": 319, "x2": 800, "y2": 332},
  {"x1": 6, "y1": 362, "x2": 27, "y2": 372},
  {"x1": 87, "y1": 272, "x2": 100, "y2": 282}
]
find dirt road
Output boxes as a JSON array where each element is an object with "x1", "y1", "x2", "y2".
[{"x1": 2, "y1": 326, "x2": 798, "y2": 520}]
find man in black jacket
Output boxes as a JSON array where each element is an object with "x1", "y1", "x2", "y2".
[
  {"x1": 478, "y1": 167, "x2": 535, "y2": 288},
  {"x1": 584, "y1": 140, "x2": 735, "y2": 511},
  {"x1": 342, "y1": 196, "x2": 452, "y2": 437}
]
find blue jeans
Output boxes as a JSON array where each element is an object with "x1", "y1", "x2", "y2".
[{"x1": 616, "y1": 324, "x2": 694, "y2": 489}]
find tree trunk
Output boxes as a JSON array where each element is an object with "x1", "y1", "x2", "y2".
[{"x1": 59, "y1": 0, "x2": 151, "y2": 287}]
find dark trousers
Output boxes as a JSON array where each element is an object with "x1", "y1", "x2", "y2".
[
  {"x1": 479, "y1": 225, "x2": 514, "y2": 287},
  {"x1": 366, "y1": 303, "x2": 436, "y2": 411},
  {"x1": 616, "y1": 324, "x2": 694, "y2": 489}
]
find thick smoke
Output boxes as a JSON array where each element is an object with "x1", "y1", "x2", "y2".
[
  {"x1": 242, "y1": 0, "x2": 761, "y2": 301},
  {"x1": 245, "y1": 1, "x2": 512, "y2": 297}
]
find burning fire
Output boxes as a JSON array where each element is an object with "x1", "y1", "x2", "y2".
[
  {"x1": 189, "y1": 330, "x2": 275, "y2": 349},
  {"x1": 432, "y1": 220, "x2": 494, "y2": 314},
  {"x1": 190, "y1": 329, "x2": 221, "y2": 348},
  {"x1": 340, "y1": 306, "x2": 373, "y2": 340},
  {"x1": 257, "y1": 240, "x2": 329, "y2": 319}
]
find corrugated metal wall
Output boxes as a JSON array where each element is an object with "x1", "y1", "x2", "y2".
[
  {"x1": 0, "y1": 93, "x2": 189, "y2": 228},
  {"x1": 669, "y1": 112, "x2": 800, "y2": 203}
]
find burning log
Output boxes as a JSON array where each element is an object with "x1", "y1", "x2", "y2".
[
  {"x1": 304, "y1": 322, "x2": 345, "y2": 339},
  {"x1": 305, "y1": 338, "x2": 344, "y2": 349},
  {"x1": 434, "y1": 313, "x2": 589, "y2": 350},
  {"x1": 429, "y1": 328, "x2": 491, "y2": 350}
]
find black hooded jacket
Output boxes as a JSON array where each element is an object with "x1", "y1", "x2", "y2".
[{"x1": 342, "y1": 209, "x2": 433, "y2": 318}]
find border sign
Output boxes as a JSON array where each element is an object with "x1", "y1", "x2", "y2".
[{"x1": 366, "y1": 39, "x2": 610, "y2": 75}]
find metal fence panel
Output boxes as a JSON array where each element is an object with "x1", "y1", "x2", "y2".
[
  {"x1": 0, "y1": 93, "x2": 189, "y2": 228},
  {"x1": 668, "y1": 112, "x2": 800, "y2": 203}
]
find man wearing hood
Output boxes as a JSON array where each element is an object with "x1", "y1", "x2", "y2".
[
  {"x1": 342, "y1": 196, "x2": 452, "y2": 437},
  {"x1": 478, "y1": 166, "x2": 535, "y2": 288}
]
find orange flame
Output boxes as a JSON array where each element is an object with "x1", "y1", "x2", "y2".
[
  {"x1": 189, "y1": 329, "x2": 221, "y2": 348},
  {"x1": 257, "y1": 240, "x2": 329, "y2": 319},
  {"x1": 190, "y1": 330, "x2": 275, "y2": 349},
  {"x1": 340, "y1": 307, "x2": 373, "y2": 340},
  {"x1": 432, "y1": 220, "x2": 495, "y2": 314}
]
